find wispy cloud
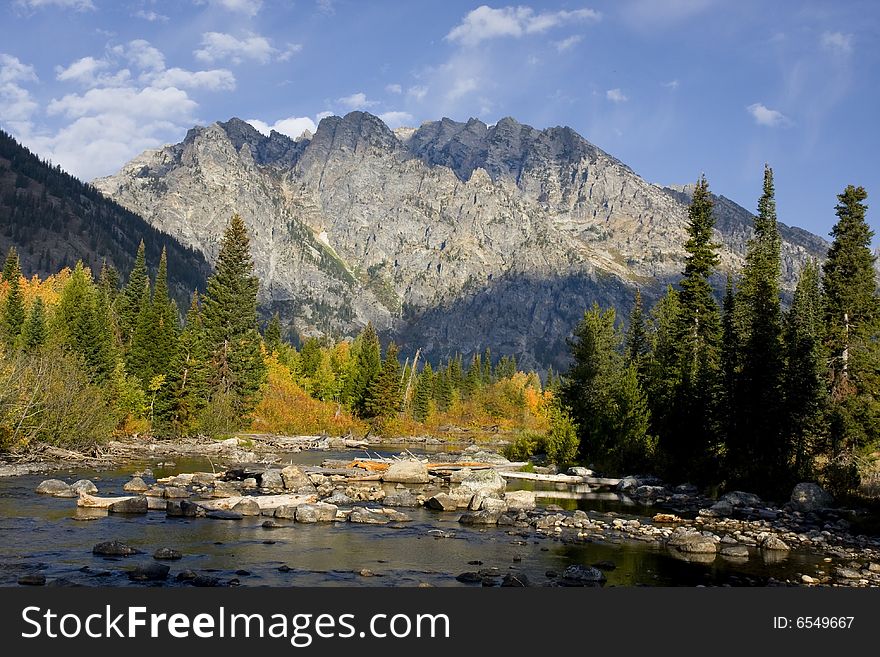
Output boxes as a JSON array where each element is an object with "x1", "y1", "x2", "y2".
[
  {"x1": 194, "y1": 32, "x2": 277, "y2": 65},
  {"x1": 247, "y1": 116, "x2": 317, "y2": 139},
  {"x1": 195, "y1": 0, "x2": 262, "y2": 17},
  {"x1": 337, "y1": 92, "x2": 379, "y2": 110},
  {"x1": 134, "y1": 10, "x2": 168, "y2": 22},
  {"x1": 554, "y1": 35, "x2": 583, "y2": 52},
  {"x1": 621, "y1": 0, "x2": 714, "y2": 30},
  {"x1": 746, "y1": 102, "x2": 789, "y2": 127},
  {"x1": 15, "y1": 0, "x2": 94, "y2": 10},
  {"x1": 662, "y1": 79, "x2": 680, "y2": 90},
  {"x1": 378, "y1": 111, "x2": 414, "y2": 129},
  {"x1": 446, "y1": 5, "x2": 600, "y2": 47},
  {"x1": 820, "y1": 31, "x2": 853, "y2": 55},
  {"x1": 407, "y1": 85, "x2": 428, "y2": 101},
  {"x1": 0, "y1": 53, "x2": 39, "y2": 133},
  {"x1": 606, "y1": 88, "x2": 628, "y2": 103},
  {"x1": 385, "y1": 83, "x2": 403, "y2": 94}
]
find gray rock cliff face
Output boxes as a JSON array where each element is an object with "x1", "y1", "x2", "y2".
[{"x1": 94, "y1": 112, "x2": 829, "y2": 370}]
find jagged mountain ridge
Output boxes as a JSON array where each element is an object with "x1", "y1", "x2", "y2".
[
  {"x1": 0, "y1": 129, "x2": 210, "y2": 308},
  {"x1": 94, "y1": 112, "x2": 829, "y2": 370}
]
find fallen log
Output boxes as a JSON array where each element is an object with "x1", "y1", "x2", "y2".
[
  {"x1": 195, "y1": 493, "x2": 318, "y2": 512},
  {"x1": 77, "y1": 492, "x2": 136, "y2": 508}
]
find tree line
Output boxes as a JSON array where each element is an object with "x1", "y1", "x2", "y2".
[{"x1": 560, "y1": 169, "x2": 877, "y2": 497}]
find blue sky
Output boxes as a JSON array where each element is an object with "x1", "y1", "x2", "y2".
[{"x1": 1, "y1": 0, "x2": 878, "y2": 242}]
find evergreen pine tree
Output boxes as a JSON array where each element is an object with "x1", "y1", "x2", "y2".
[
  {"x1": 412, "y1": 362, "x2": 433, "y2": 422},
  {"x1": 728, "y1": 165, "x2": 787, "y2": 489},
  {"x1": 821, "y1": 185, "x2": 880, "y2": 492},
  {"x1": 720, "y1": 274, "x2": 739, "y2": 444},
  {"x1": 201, "y1": 214, "x2": 267, "y2": 419},
  {"x1": 21, "y1": 296, "x2": 47, "y2": 352},
  {"x1": 462, "y1": 354, "x2": 482, "y2": 398},
  {"x1": 625, "y1": 288, "x2": 649, "y2": 378},
  {"x1": 126, "y1": 278, "x2": 154, "y2": 385},
  {"x1": 365, "y1": 342, "x2": 403, "y2": 419},
  {"x1": 351, "y1": 323, "x2": 381, "y2": 417},
  {"x1": 116, "y1": 240, "x2": 147, "y2": 343},
  {"x1": 1, "y1": 246, "x2": 25, "y2": 344},
  {"x1": 784, "y1": 261, "x2": 827, "y2": 479}
]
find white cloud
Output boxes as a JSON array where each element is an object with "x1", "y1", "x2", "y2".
[
  {"x1": 316, "y1": 110, "x2": 334, "y2": 121},
  {"x1": 0, "y1": 54, "x2": 39, "y2": 132},
  {"x1": 662, "y1": 79, "x2": 680, "y2": 90},
  {"x1": 112, "y1": 39, "x2": 166, "y2": 71},
  {"x1": 48, "y1": 86, "x2": 197, "y2": 121},
  {"x1": 407, "y1": 85, "x2": 428, "y2": 101},
  {"x1": 446, "y1": 5, "x2": 600, "y2": 46},
  {"x1": 378, "y1": 111, "x2": 414, "y2": 128},
  {"x1": 316, "y1": 0, "x2": 335, "y2": 14},
  {"x1": 448, "y1": 78, "x2": 478, "y2": 100},
  {"x1": 746, "y1": 102, "x2": 788, "y2": 127},
  {"x1": 134, "y1": 10, "x2": 168, "y2": 22},
  {"x1": 15, "y1": 0, "x2": 94, "y2": 10},
  {"x1": 56, "y1": 56, "x2": 109, "y2": 84},
  {"x1": 146, "y1": 67, "x2": 236, "y2": 91},
  {"x1": 277, "y1": 43, "x2": 304, "y2": 62},
  {"x1": 247, "y1": 116, "x2": 318, "y2": 139},
  {"x1": 195, "y1": 32, "x2": 277, "y2": 64},
  {"x1": 821, "y1": 31, "x2": 853, "y2": 55},
  {"x1": 554, "y1": 35, "x2": 582, "y2": 52},
  {"x1": 337, "y1": 92, "x2": 378, "y2": 110},
  {"x1": 195, "y1": 0, "x2": 262, "y2": 16},
  {"x1": 606, "y1": 88, "x2": 628, "y2": 103},
  {"x1": 385, "y1": 83, "x2": 403, "y2": 94}
]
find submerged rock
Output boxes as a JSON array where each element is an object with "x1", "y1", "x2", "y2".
[
  {"x1": 560, "y1": 565, "x2": 606, "y2": 586},
  {"x1": 153, "y1": 547, "x2": 183, "y2": 560},
  {"x1": 109, "y1": 497, "x2": 149, "y2": 514},
  {"x1": 720, "y1": 544, "x2": 749, "y2": 558},
  {"x1": 18, "y1": 574, "x2": 46, "y2": 586},
  {"x1": 667, "y1": 532, "x2": 717, "y2": 554},
  {"x1": 128, "y1": 563, "x2": 170, "y2": 582},
  {"x1": 206, "y1": 510, "x2": 243, "y2": 520},
  {"x1": 93, "y1": 540, "x2": 141, "y2": 557},
  {"x1": 458, "y1": 509, "x2": 501, "y2": 525}
]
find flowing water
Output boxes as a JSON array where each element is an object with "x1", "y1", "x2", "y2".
[{"x1": 0, "y1": 447, "x2": 830, "y2": 587}]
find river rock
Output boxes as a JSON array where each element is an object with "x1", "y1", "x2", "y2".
[
  {"x1": 616, "y1": 476, "x2": 640, "y2": 493},
  {"x1": 281, "y1": 465, "x2": 317, "y2": 492},
  {"x1": 260, "y1": 469, "x2": 284, "y2": 491},
  {"x1": 383, "y1": 461, "x2": 430, "y2": 484},
  {"x1": 456, "y1": 572, "x2": 482, "y2": 583},
  {"x1": 561, "y1": 565, "x2": 606, "y2": 586},
  {"x1": 128, "y1": 563, "x2": 170, "y2": 582},
  {"x1": 383, "y1": 489, "x2": 421, "y2": 507},
  {"x1": 153, "y1": 547, "x2": 183, "y2": 560},
  {"x1": 36, "y1": 479, "x2": 75, "y2": 497},
  {"x1": 567, "y1": 467, "x2": 594, "y2": 477},
  {"x1": 18, "y1": 574, "x2": 46, "y2": 586},
  {"x1": 93, "y1": 540, "x2": 141, "y2": 557},
  {"x1": 721, "y1": 491, "x2": 762, "y2": 507},
  {"x1": 208, "y1": 482, "x2": 240, "y2": 498},
  {"x1": 667, "y1": 532, "x2": 717, "y2": 554},
  {"x1": 206, "y1": 510, "x2": 243, "y2": 520},
  {"x1": 458, "y1": 509, "x2": 501, "y2": 525},
  {"x1": 761, "y1": 535, "x2": 790, "y2": 551},
  {"x1": 167, "y1": 499, "x2": 203, "y2": 517},
  {"x1": 704, "y1": 500, "x2": 734, "y2": 517},
  {"x1": 123, "y1": 477, "x2": 149, "y2": 492},
  {"x1": 720, "y1": 544, "x2": 749, "y2": 558},
  {"x1": 501, "y1": 573, "x2": 530, "y2": 587},
  {"x1": 163, "y1": 487, "x2": 190, "y2": 499},
  {"x1": 70, "y1": 479, "x2": 98, "y2": 495},
  {"x1": 295, "y1": 503, "x2": 338, "y2": 523},
  {"x1": 349, "y1": 507, "x2": 390, "y2": 524},
  {"x1": 790, "y1": 482, "x2": 833, "y2": 512},
  {"x1": 456, "y1": 469, "x2": 506, "y2": 494},
  {"x1": 479, "y1": 497, "x2": 508, "y2": 513},
  {"x1": 274, "y1": 505, "x2": 298, "y2": 519},
  {"x1": 232, "y1": 498, "x2": 262, "y2": 516},
  {"x1": 323, "y1": 490, "x2": 354, "y2": 506},
  {"x1": 504, "y1": 490, "x2": 536, "y2": 511},
  {"x1": 192, "y1": 472, "x2": 217, "y2": 486},
  {"x1": 425, "y1": 493, "x2": 457, "y2": 511},
  {"x1": 109, "y1": 496, "x2": 148, "y2": 514}
]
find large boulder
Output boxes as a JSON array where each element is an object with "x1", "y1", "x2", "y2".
[
  {"x1": 281, "y1": 465, "x2": 317, "y2": 493},
  {"x1": 274, "y1": 505, "x2": 298, "y2": 520},
  {"x1": 123, "y1": 477, "x2": 149, "y2": 493},
  {"x1": 504, "y1": 490, "x2": 536, "y2": 511},
  {"x1": 720, "y1": 491, "x2": 762, "y2": 507},
  {"x1": 109, "y1": 496, "x2": 149, "y2": 514},
  {"x1": 560, "y1": 565, "x2": 606, "y2": 586},
  {"x1": 36, "y1": 479, "x2": 75, "y2": 497},
  {"x1": 260, "y1": 469, "x2": 285, "y2": 491},
  {"x1": 70, "y1": 479, "x2": 98, "y2": 495},
  {"x1": 232, "y1": 498, "x2": 262, "y2": 516},
  {"x1": 383, "y1": 461, "x2": 430, "y2": 484},
  {"x1": 790, "y1": 482, "x2": 833, "y2": 512},
  {"x1": 667, "y1": 532, "x2": 717, "y2": 554},
  {"x1": 295, "y1": 503, "x2": 338, "y2": 523},
  {"x1": 455, "y1": 469, "x2": 506, "y2": 494},
  {"x1": 425, "y1": 493, "x2": 457, "y2": 512},
  {"x1": 382, "y1": 489, "x2": 421, "y2": 508}
]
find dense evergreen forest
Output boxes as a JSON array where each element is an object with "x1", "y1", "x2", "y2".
[
  {"x1": 0, "y1": 169, "x2": 878, "y2": 500},
  {"x1": 0, "y1": 128, "x2": 210, "y2": 307}
]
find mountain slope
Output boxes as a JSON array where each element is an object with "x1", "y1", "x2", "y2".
[
  {"x1": 94, "y1": 113, "x2": 830, "y2": 369},
  {"x1": 0, "y1": 129, "x2": 210, "y2": 306}
]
